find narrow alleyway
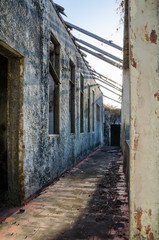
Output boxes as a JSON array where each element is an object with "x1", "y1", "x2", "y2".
[{"x1": 0, "y1": 146, "x2": 129, "y2": 240}]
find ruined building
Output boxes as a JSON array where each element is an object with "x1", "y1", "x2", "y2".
[
  {"x1": 0, "y1": 0, "x2": 103, "y2": 206},
  {"x1": 122, "y1": 0, "x2": 159, "y2": 239}
]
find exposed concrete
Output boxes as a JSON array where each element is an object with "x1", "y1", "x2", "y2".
[
  {"x1": 0, "y1": 0, "x2": 103, "y2": 204},
  {"x1": 124, "y1": 0, "x2": 159, "y2": 238},
  {"x1": 121, "y1": 0, "x2": 130, "y2": 160},
  {"x1": 0, "y1": 146, "x2": 129, "y2": 240}
]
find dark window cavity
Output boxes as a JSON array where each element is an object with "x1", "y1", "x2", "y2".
[
  {"x1": 96, "y1": 104, "x2": 100, "y2": 122},
  {"x1": 92, "y1": 90, "x2": 95, "y2": 131},
  {"x1": 69, "y1": 60, "x2": 75, "y2": 133},
  {"x1": 49, "y1": 33, "x2": 60, "y2": 134},
  {"x1": 88, "y1": 85, "x2": 90, "y2": 132},
  {"x1": 80, "y1": 74, "x2": 84, "y2": 133}
]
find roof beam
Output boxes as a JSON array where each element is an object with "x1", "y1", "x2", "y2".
[
  {"x1": 74, "y1": 37, "x2": 123, "y2": 63},
  {"x1": 90, "y1": 69, "x2": 122, "y2": 88},
  {"x1": 64, "y1": 21, "x2": 123, "y2": 51},
  {"x1": 99, "y1": 84, "x2": 122, "y2": 97},
  {"x1": 77, "y1": 44, "x2": 122, "y2": 69},
  {"x1": 94, "y1": 76, "x2": 122, "y2": 92},
  {"x1": 103, "y1": 95, "x2": 121, "y2": 104}
]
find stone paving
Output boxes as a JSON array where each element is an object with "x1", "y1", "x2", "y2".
[{"x1": 0, "y1": 146, "x2": 129, "y2": 240}]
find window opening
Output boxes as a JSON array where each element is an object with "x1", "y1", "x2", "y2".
[
  {"x1": 88, "y1": 85, "x2": 90, "y2": 132},
  {"x1": 92, "y1": 90, "x2": 95, "y2": 131},
  {"x1": 80, "y1": 74, "x2": 84, "y2": 132},
  {"x1": 96, "y1": 104, "x2": 100, "y2": 121},
  {"x1": 69, "y1": 60, "x2": 75, "y2": 133},
  {"x1": 49, "y1": 33, "x2": 60, "y2": 134}
]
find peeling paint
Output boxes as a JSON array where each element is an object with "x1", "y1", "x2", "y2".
[{"x1": 150, "y1": 30, "x2": 157, "y2": 44}]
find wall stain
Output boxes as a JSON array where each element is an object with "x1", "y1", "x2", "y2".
[
  {"x1": 134, "y1": 33, "x2": 136, "y2": 40},
  {"x1": 150, "y1": 30, "x2": 157, "y2": 44},
  {"x1": 145, "y1": 225, "x2": 154, "y2": 240},
  {"x1": 154, "y1": 92, "x2": 159, "y2": 101},
  {"x1": 130, "y1": 44, "x2": 137, "y2": 68},
  {"x1": 134, "y1": 136, "x2": 139, "y2": 150},
  {"x1": 135, "y1": 207, "x2": 143, "y2": 231},
  {"x1": 134, "y1": 152, "x2": 136, "y2": 160},
  {"x1": 145, "y1": 225, "x2": 151, "y2": 235},
  {"x1": 149, "y1": 232, "x2": 154, "y2": 240},
  {"x1": 148, "y1": 209, "x2": 152, "y2": 217},
  {"x1": 145, "y1": 25, "x2": 150, "y2": 42},
  {"x1": 134, "y1": 206, "x2": 154, "y2": 239}
]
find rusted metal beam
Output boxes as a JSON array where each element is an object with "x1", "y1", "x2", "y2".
[
  {"x1": 99, "y1": 84, "x2": 122, "y2": 97},
  {"x1": 92, "y1": 73, "x2": 122, "y2": 91},
  {"x1": 77, "y1": 44, "x2": 122, "y2": 69},
  {"x1": 64, "y1": 21, "x2": 123, "y2": 51},
  {"x1": 94, "y1": 76, "x2": 122, "y2": 92},
  {"x1": 74, "y1": 37, "x2": 123, "y2": 63},
  {"x1": 91, "y1": 69, "x2": 122, "y2": 87},
  {"x1": 103, "y1": 95, "x2": 121, "y2": 104}
]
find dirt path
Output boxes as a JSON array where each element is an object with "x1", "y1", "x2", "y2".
[{"x1": 0, "y1": 146, "x2": 129, "y2": 240}]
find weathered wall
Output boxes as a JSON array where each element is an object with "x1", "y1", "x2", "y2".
[
  {"x1": 129, "y1": 0, "x2": 159, "y2": 239},
  {"x1": 0, "y1": 0, "x2": 103, "y2": 202},
  {"x1": 104, "y1": 106, "x2": 121, "y2": 146},
  {"x1": 121, "y1": 0, "x2": 130, "y2": 155}
]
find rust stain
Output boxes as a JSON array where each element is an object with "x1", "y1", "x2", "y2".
[
  {"x1": 134, "y1": 33, "x2": 136, "y2": 40},
  {"x1": 150, "y1": 30, "x2": 157, "y2": 44},
  {"x1": 134, "y1": 207, "x2": 154, "y2": 239},
  {"x1": 145, "y1": 25, "x2": 150, "y2": 42},
  {"x1": 134, "y1": 152, "x2": 136, "y2": 160},
  {"x1": 149, "y1": 232, "x2": 154, "y2": 240},
  {"x1": 145, "y1": 225, "x2": 151, "y2": 235},
  {"x1": 145, "y1": 225, "x2": 154, "y2": 240},
  {"x1": 134, "y1": 119, "x2": 136, "y2": 128},
  {"x1": 135, "y1": 207, "x2": 143, "y2": 231},
  {"x1": 154, "y1": 92, "x2": 159, "y2": 101},
  {"x1": 130, "y1": 44, "x2": 137, "y2": 68},
  {"x1": 148, "y1": 209, "x2": 152, "y2": 216},
  {"x1": 134, "y1": 136, "x2": 139, "y2": 150}
]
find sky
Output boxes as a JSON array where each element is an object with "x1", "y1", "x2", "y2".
[{"x1": 54, "y1": 0, "x2": 123, "y2": 108}]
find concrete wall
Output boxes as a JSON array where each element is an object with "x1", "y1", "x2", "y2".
[
  {"x1": 128, "y1": 0, "x2": 159, "y2": 239},
  {"x1": 0, "y1": 0, "x2": 103, "y2": 203},
  {"x1": 121, "y1": 0, "x2": 130, "y2": 156}
]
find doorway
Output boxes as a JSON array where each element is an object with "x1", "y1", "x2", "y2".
[
  {"x1": 0, "y1": 54, "x2": 8, "y2": 207},
  {"x1": 0, "y1": 41, "x2": 24, "y2": 206},
  {"x1": 111, "y1": 124, "x2": 120, "y2": 146}
]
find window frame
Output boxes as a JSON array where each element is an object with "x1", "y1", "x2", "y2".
[
  {"x1": 49, "y1": 33, "x2": 60, "y2": 135},
  {"x1": 69, "y1": 59, "x2": 75, "y2": 133}
]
